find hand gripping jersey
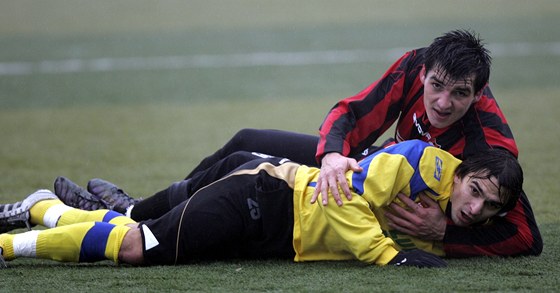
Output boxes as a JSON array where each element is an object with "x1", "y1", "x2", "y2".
[
  {"x1": 316, "y1": 48, "x2": 542, "y2": 257},
  {"x1": 293, "y1": 140, "x2": 459, "y2": 265}
]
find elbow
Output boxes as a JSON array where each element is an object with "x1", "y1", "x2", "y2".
[
  {"x1": 525, "y1": 232, "x2": 543, "y2": 256},
  {"x1": 511, "y1": 225, "x2": 543, "y2": 257}
]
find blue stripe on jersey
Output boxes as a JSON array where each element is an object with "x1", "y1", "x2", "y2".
[
  {"x1": 79, "y1": 222, "x2": 114, "y2": 262},
  {"x1": 351, "y1": 164, "x2": 367, "y2": 195},
  {"x1": 409, "y1": 169, "x2": 430, "y2": 200},
  {"x1": 352, "y1": 140, "x2": 431, "y2": 198},
  {"x1": 384, "y1": 141, "x2": 431, "y2": 199},
  {"x1": 102, "y1": 210, "x2": 124, "y2": 223}
]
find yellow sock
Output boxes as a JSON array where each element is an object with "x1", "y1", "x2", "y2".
[
  {"x1": 30, "y1": 199, "x2": 136, "y2": 228},
  {"x1": 29, "y1": 199, "x2": 66, "y2": 227},
  {"x1": 57, "y1": 209, "x2": 136, "y2": 227},
  {"x1": 0, "y1": 234, "x2": 16, "y2": 261},
  {"x1": 33, "y1": 222, "x2": 131, "y2": 263}
]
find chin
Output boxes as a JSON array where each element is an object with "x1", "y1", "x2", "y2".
[
  {"x1": 426, "y1": 118, "x2": 448, "y2": 129},
  {"x1": 430, "y1": 119, "x2": 452, "y2": 129},
  {"x1": 450, "y1": 213, "x2": 469, "y2": 227}
]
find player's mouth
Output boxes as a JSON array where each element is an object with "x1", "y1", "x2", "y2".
[
  {"x1": 459, "y1": 211, "x2": 473, "y2": 225},
  {"x1": 432, "y1": 108, "x2": 451, "y2": 121}
]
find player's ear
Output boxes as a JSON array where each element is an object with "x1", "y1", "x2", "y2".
[
  {"x1": 420, "y1": 65, "x2": 426, "y2": 83},
  {"x1": 453, "y1": 174, "x2": 460, "y2": 184},
  {"x1": 473, "y1": 84, "x2": 486, "y2": 102}
]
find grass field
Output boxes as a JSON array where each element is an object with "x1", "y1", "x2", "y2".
[{"x1": 1, "y1": 1, "x2": 560, "y2": 291}]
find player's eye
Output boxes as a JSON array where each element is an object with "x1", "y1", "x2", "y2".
[
  {"x1": 455, "y1": 90, "x2": 468, "y2": 97},
  {"x1": 431, "y1": 82, "x2": 443, "y2": 90},
  {"x1": 471, "y1": 186, "x2": 480, "y2": 197},
  {"x1": 486, "y1": 201, "x2": 503, "y2": 210}
]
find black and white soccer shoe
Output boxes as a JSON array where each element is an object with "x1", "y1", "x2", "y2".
[{"x1": 0, "y1": 189, "x2": 58, "y2": 233}]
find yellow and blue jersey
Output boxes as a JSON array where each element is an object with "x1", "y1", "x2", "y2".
[{"x1": 292, "y1": 140, "x2": 461, "y2": 265}]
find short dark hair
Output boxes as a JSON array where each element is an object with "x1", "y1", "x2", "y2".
[
  {"x1": 424, "y1": 29, "x2": 492, "y2": 94},
  {"x1": 454, "y1": 149, "x2": 523, "y2": 213}
]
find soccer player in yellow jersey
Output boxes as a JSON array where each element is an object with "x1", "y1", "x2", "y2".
[{"x1": 0, "y1": 140, "x2": 522, "y2": 268}]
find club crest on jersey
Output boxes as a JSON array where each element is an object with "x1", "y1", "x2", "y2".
[{"x1": 434, "y1": 156, "x2": 442, "y2": 181}]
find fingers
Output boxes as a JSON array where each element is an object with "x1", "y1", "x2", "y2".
[
  {"x1": 310, "y1": 185, "x2": 320, "y2": 204},
  {"x1": 310, "y1": 153, "x2": 357, "y2": 206},
  {"x1": 385, "y1": 204, "x2": 421, "y2": 236},
  {"x1": 418, "y1": 193, "x2": 438, "y2": 208},
  {"x1": 310, "y1": 171, "x2": 342, "y2": 206},
  {"x1": 386, "y1": 194, "x2": 446, "y2": 241},
  {"x1": 338, "y1": 176, "x2": 353, "y2": 201},
  {"x1": 317, "y1": 170, "x2": 345, "y2": 206},
  {"x1": 348, "y1": 159, "x2": 363, "y2": 173},
  {"x1": 396, "y1": 193, "x2": 419, "y2": 210},
  {"x1": 386, "y1": 217, "x2": 417, "y2": 236}
]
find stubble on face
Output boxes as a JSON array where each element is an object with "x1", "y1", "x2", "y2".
[
  {"x1": 450, "y1": 174, "x2": 502, "y2": 227},
  {"x1": 422, "y1": 67, "x2": 479, "y2": 129}
]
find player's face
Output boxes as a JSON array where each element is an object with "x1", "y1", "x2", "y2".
[
  {"x1": 421, "y1": 66, "x2": 482, "y2": 128},
  {"x1": 450, "y1": 173, "x2": 503, "y2": 227}
]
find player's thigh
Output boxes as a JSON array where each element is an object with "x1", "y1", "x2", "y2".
[{"x1": 140, "y1": 171, "x2": 293, "y2": 264}]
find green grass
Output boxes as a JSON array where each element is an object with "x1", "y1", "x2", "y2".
[{"x1": 1, "y1": 0, "x2": 560, "y2": 292}]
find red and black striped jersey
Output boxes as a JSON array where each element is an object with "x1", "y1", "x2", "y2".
[
  {"x1": 317, "y1": 47, "x2": 542, "y2": 258},
  {"x1": 317, "y1": 47, "x2": 517, "y2": 161}
]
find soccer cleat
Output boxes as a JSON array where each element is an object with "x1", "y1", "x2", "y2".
[
  {"x1": 87, "y1": 178, "x2": 139, "y2": 214},
  {"x1": 0, "y1": 189, "x2": 58, "y2": 233},
  {"x1": 54, "y1": 176, "x2": 108, "y2": 211}
]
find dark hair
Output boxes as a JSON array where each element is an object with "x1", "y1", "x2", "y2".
[
  {"x1": 454, "y1": 149, "x2": 523, "y2": 213},
  {"x1": 424, "y1": 29, "x2": 492, "y2": 94}
]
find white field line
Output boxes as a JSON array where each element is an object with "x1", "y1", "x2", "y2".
[{"x1": 0, "y1": 42, "x2": 559, "y2": 76}]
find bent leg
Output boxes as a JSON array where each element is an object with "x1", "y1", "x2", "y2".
[
  {"x1": 131, "y1": 151, "x2": 286, "y2": 221},
  {"x1": 139, "y1": 158, "x2": 296, "y2": 265},
  {"x1": 185, "y1": 128, "x2": 319, "y2": 178},
  {"x1": 30, "y1": 197, "x2": 135, "y2": 228}
]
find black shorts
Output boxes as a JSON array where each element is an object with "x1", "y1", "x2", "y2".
[{"x1": 141, "y1": 156, "x2": 298, "y2": 265}]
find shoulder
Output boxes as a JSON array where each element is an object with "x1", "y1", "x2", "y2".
[
  {"x1": 400, "y1": 47, "x2": 427, "y2": 68},
  {"x1": 384, "y1": 140, "x2": 431, "y2": 155},
  {"x1": 374, "y1": 140, "x2": 434, "y2": 167},
  {"x1": 387, "y1": 141, "x2": 461, "y2": 169},
  {"x1": 421, "y1": 146, "x2": 461, "y2": 166},
  {"x1": 475, "y1": 96, "x2": 501, "y2": 112}
]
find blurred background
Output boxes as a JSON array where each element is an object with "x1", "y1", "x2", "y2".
[
  {"x1": 0, "y1": 0, "x2": 559, "y2": 227},
  {"x1": 1, "y1": 1, "x2": 559, "y2": 291}
]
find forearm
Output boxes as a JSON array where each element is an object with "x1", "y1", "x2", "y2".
[{"x1": 316, "y1": 53, "x2": 414, "y2": 161}]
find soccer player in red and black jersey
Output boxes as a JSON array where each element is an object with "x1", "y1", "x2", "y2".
[
  {"x1": 312, "y1": 29, "x2": 541, "y2": 258},
  {"x1": 61, "y1": 30, "x2": 542, "y2": 259}
]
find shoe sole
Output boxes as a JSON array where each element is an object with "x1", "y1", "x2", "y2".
[
  {"x1": 0, "y1": 189, "x2": 57, "y2": 233},
  {"x1": 20, "y1": 190, "x2": 58, "y2": 214},
  {"x1": 1, "y1": 189, "x2": 56, "y2": 218}
]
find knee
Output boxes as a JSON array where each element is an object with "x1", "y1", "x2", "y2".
[
  {"x1": 230, "y1": 128, "x2": 259, "y2": 147},
  {"x1": 119, "y1": 226, "x2": 144, "y2": 265}
]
